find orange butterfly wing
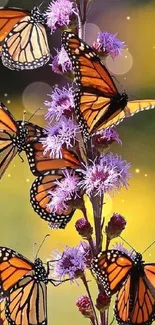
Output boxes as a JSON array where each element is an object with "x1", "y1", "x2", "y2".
[
  {"x1": 115, "y1": 274, "x2": 155, "y2": 325},
  {"x1": 0, "y1": 9, "x2": 29, "y2": 50},
  {"x1": 99, "y1": 99, "x2": 155, "y2": 132},
  {"x1": 25, "y1": 139, "x2": 81, "y2": 176},
  {"x1": 5, "y1": 274, "x2": 47, "y2": 325},
  {"x1": 62, "y1": 32, "x2": 155, "y2": 136},
  {"x1": 92, "y1": 250, "x2": 132, "y2": 295},
  {"x1": 62, "y1": 32, "x2": 122, "y2": 136},
  {"x1": 0, "y1": 247, "x2": 33, "y2": 297},
  {"x1": 0, "y1": 102, "x2": 18, "y2": 178},
  {"x1": 0, "y1": 299, "x2": 8, "y2": 325},
  {"x1": 30, "y1": 171, "x2": 78, "y2": 229}
]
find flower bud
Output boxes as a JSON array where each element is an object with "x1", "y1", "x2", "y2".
[
  {"x1": 96, "y1": 292, "x2": 111, "y2": 312},
  {"x1": 76, "y1": 296, "x2": 93, "y2": 318},
  {"x1": 105, "y1": 213, "x2": 126, "y2": 239},
  {"x1": 75, "y1": 218, "x2": 93, "y2": 238}
]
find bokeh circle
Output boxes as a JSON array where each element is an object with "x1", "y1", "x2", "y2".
[
  {"x1": 106, "y1": 49, "x2": 133, "y2": 75},
  {"x1": 0, "y1": 0, "x2": 9, "y2": 6},
  {"x1": 85, "y1": 23, "x2": 101, "y2": 46},
  {"x1": 22, "y1": 82, "x2": 52, "y2": 116}
]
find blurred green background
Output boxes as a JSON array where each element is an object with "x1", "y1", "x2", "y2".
[{"x1": 0, "y1": 0, "x2": 155, "y2": 324}]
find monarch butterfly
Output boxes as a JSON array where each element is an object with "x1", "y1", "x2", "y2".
[
  {"x1": 0, "y1": 101, "x2": 82, "y2": 228},
  {"x1": 0, "y1": 6, "x2": 50, "y2": 70},
  {"x1": 61, "y1": 32, "x2": 155, "y2": 139},
  {"x1": 0, "y1": 245, "x2": 61, "y2": 325},
  {"x1": 92, "y1": 249, "x2": 155, "y2": 325}
]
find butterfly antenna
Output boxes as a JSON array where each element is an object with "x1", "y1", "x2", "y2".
[
  {"x1": 35, "y1": 234, "x2": 50, "y2": 259},
  {"x1": 27, "y1": 107, "x2": 42, "y2": 122},
  {"x1": 22, "y1": 110, "x2": 27, "y2": 126},
  {"x1": 33, "y1": 242, "x2": 37, "y2": 260},
  {"x1": 39, "y1": 1, "x2": 45, "y2": 9},
  {"x1": 118, "y1": 235, "x2": 136, "y2": 252},
  {"x1": 142, "y1": 241, "x2": 155, "y2": 255},
  {"x1": 112, "y1": 75, "x2": 126, "y2": 93}
]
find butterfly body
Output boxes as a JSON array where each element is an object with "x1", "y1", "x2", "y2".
[{"x1": 0, "y1": 6, "x2": 50, "y2": 70}]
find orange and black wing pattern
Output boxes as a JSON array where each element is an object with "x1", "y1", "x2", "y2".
[
  {"x1": 0, "y1": 299, "x2": 9, "y2": 325},
  {"x1": 0, "y1": 102, "x2": 18, "y2": 178},
  {"x1": 0, "y1": 8, "x2": 29, "y2": 51},
  {"x1": 5, "y1": 271, "x2": 47, "y2": 325},
  {"x1": 0, "y1": 247, "x2": 33, "y2": 297},
  {"x1": 115, "y1": 273, "x2": 155, "y2": 325},
  {"x1": 0, "y1": 247, "x2": 47, "y2": 325},
  {"x1": 101, "y1": 99, "x2": 155, "y2": 132},
  {"x1": 30, "y1": 170, "x2": 78, "y2": 229},
  {"x1": 62, "y1": 32, "x2": 155, "y2": 137},
  {"x1": 61, "y1": 31, "x2": 121, "y2": 137},
  {"x1": 92, "y1": 250, "x2": 133, "y2": 296},
  {"x1": 25, "y1": 139, "x2": 81, "y2": 176},
  {"x1": 0, "y1": 7, "x2": 50, "y2": 70}
]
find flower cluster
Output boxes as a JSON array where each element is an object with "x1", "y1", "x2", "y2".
[
  {"x1": 93, "y1": 31, "x2": 126, "y2": 58},
  {"x1": 41, "y1": 116, "x2": 80, "y2": 158},
  {"x1": 79, "y1": 154, "x2": 131, "y2": 196},
  {"x1": 45, "y1": 0, "x2": 76, "y2": 32},
  {"x1": 52, "y1": 242, "x2": 91, "y2": 281},
  {"x1": 43, "y1": 3, "x2": 134, "y2": 325},
  {"x1": 45, "y1": 85, "x2": 74, "y2": 122}
]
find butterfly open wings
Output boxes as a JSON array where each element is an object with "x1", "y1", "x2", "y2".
[
  {"x1": 0, "y1": 7, "x2": 50, "y2": 70},
  {"x1": 92, "y1": 250, "x2": 155, "y2": 325},
  {"x1": 62, "y1": 32, "x2": 155, "y2": 138}
]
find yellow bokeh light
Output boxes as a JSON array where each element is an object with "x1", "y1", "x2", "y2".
[{"x1": 135, "y1": 168, "x2": 140, "y2": 173}]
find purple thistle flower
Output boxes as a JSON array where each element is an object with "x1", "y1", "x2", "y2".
[
  {"x1": 79, "y1": 154, "x2": 131, "y2": 196},
  {"x1": 47, "y1": 170, "x2": 80, "y2": 214},
  {"x1": 95, "y1": 127, "x2": 122, "y2": 148},
  {"x1": 45, "y1": 0, "x2": 75, "y2": 32},
  {"x1": 101, "y1": 153, "x2": 132, "y2": 189},
  {"x1": 78, "y1": 241, "x2": 93, "y2": 269},
  {"x1": 112, "y1": 242, "x2": 136, "y2": 260},
  {"x1": 79, "y1": 160, "x2": 119, "y2": 196},
  {"x1": 41, "y1": 117, "x2": 80, "y2": 158},
  {"x1": 45, "y1": 85, "x2": 74, "y2": 122},
  {"x1": 93, "y1": 31, "x2": 126, "y2": 59},
  {"x1": 52, "y1": 245, "x2": 87, "y2": 281},
  {"x1": 76, "y1": 296, "x2": 93, "y2": 318},
  {"x1": 105, "y1": 213, "x2": 126, "y2": 239},
  {"x1": 50, "y1": 47, "x2": 72, "y2": 74}
]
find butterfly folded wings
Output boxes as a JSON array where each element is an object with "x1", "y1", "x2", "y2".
[{"x1": 0, "y1": 7, "x2": 50, "y2": 70}]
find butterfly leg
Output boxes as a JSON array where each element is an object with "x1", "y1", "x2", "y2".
[
  {"x1": 48, "y1": 278, "x2": 73, "y2": 286},
  {"x1": 18, "y1": 153, "x2": 24, "y2": 163}
]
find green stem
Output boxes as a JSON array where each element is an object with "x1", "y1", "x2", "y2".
[
  {"x1": 82, "y1": 274, "x2": 99, "y2": 325},
  {"x1": 82, "y1": 205, "x2": 96, "y2": 255}
]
